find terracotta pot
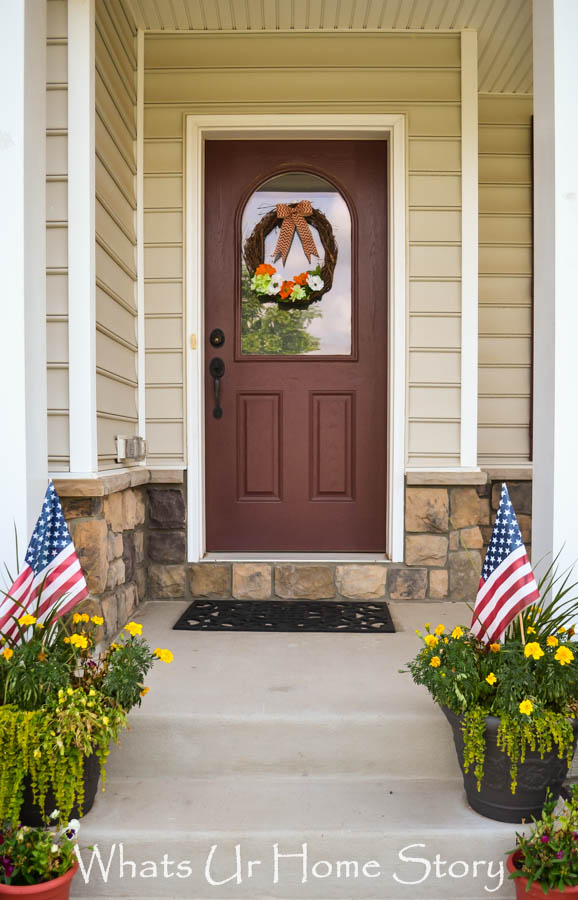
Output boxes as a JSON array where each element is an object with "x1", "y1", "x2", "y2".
[
  {"x1": 442, "y1": 706, "x2": 578, "y2": 823},
  {"x1": 507, "y1": 850, "x2": 578, "y2": 898},
  {"x1": 19, "y1": 754, "x2": 100, "y2": 827},
  {"x1": 0, "y1": 863, "x2": 78, "y2": 899}
]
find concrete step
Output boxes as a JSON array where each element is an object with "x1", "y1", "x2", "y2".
[
  {"x1": 109, "y1": 710, "x2": 458, "y2": 779},
  {"x1": 108, "y1": 600, "x2": 467, "y2": 778},
  {"x1": 70, "y1": 601, "x2": 516, "y2": 900},
  {"x1": 71, "y1": 775, "x2": 517, "y2": 899}
]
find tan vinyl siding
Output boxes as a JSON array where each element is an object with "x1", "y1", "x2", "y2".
[
  {"x1": 478, "y1": 93, "x2": 533, "y2": 464},
  {"x1": 95, "y1": 0, "x2": 138, "y2": 469},
  {"x1": 46, "y1": 0, "x2": 69, "y2": 471},
  {"x1": 143, "y1": 31, "x2": 463, "y2": 466}
]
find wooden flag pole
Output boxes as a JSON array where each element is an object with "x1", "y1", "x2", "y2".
[{"x1": 519, "y1": 612, "x2": 526, "y2": 645}]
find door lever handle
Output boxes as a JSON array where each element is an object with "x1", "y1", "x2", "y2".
[{"x1": 209, "y1": 357, "x2": 225, "y2": 419}]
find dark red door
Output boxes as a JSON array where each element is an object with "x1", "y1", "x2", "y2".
[{"x1": 204, "y1": 140, "x2": 387, "y2": 552}]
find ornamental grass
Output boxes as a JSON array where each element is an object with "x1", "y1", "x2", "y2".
[{"x1": 0, "y1": 599, "x2": 173, "y2": 825}]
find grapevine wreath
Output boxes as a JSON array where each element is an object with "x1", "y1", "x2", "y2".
[{"x1": 243, "y1": 200, "x2": 338, "y2": 310}]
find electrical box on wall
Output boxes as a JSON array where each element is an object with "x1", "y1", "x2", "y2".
[{"x1": 115, "y1": 435, "x2": 146, "y2": 463}]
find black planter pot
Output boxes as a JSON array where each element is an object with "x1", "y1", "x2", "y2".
[
  {"x1": 18, "y1": 753, "x2": 101, "y2": 826},
  {"x1": 442, "y1": 706, "x2": 578, "y2": 823}
]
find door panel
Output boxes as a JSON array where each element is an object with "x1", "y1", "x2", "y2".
[{"x1": 204, "y1": 140, "x2": 387, "y2": 552}]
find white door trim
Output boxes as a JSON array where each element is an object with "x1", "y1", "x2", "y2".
[{"x1": 184, "y1": 114, "x2": 407, "y2": 563}]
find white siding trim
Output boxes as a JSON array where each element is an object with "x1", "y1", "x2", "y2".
[
  {"x1": 532, "y1": 0, "x2": 578, "y2": 573},
  {"x1": 136, "y1": 28, "x2": 146, "y2": 447},
  {"x1": 184, "y1": 114, "x2": 407, "y2": 563},
  {"x1": 0, "y1": 1, "x2": 48, "y2": 557},
  {"x1": 460, "y1": 29, "x2": 479, "y2": 469},
  {"x1": 68, "y1": 0, "x2": 97, "y2": 473}
]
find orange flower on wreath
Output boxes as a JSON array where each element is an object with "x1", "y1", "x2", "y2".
[
  {"x1": 293, "y1": 272, "x2": 308, "y2": 286},
  {"x1": 279, "y1": 280, "x2": 295, "y2": 300},
  {"x1": 255, "y1": 263, "x2": 276, "y2": 276}
]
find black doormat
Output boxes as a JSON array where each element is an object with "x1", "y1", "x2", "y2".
[{"x1": 174, "y1": 599, "x2": 395, "y2": 633}]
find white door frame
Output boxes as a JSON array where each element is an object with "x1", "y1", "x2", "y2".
[{"x1": 185, "y1": 114, "x2": 407, "y2": 563}]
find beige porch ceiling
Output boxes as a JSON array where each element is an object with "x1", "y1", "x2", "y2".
[{"x1": 124, "y1": 0, "x2": 532, "y2": 94}]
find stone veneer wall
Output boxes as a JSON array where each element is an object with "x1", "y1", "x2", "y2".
[
  {"x1": 54, "y1": 469, "x2": 186, "y2": 641},
  {"x1": 56, "y1": 470, "x2": 532, "y2": 623},
  {"x1": 180, "y1": 474, "x2": 532, "y2": 605}
]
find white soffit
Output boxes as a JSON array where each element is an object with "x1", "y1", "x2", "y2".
[{"x1": 125, "y1": 0, "x2": 533, "y2": 94}]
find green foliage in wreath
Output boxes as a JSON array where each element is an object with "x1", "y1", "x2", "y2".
[{"x1": 241, "y1": 268, "x2": 321, "y2": 355}]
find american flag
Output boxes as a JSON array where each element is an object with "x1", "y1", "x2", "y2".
[
  {"x1": 0, "y1": 481, "x2": 88, "y2": 638},
  {"x1": 470, "y1": 482, "x2": 540, "y2": 643}
]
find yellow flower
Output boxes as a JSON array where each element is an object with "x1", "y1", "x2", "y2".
[
  {"x1": 558, "y1": 627, "x2": 567, "y2": 634},
  {"x1": 91, "y1": 616, "x2": 104, "y2": 626},
  {"x1": 154, "y1": 647, "x2": 173, "y2": 664},
  {"x1": 63, "y1": 637, "x2": 70, "y2": 644},
  {"x1": 547, "y1": 635, "x2": 559, "y2": 648},
  {"x1": 102, "y1": 716, "x2": 109, "y2": 726},
  {"x1": 519, "y1": 699, "x2": 534, "y2": 716},
  {"x1": 490, "y1": 643, "x2": 500, "y2": 653},
  {"x1": 33, "y1": 749, "x2": 42, "y2": 759},
  {"x1": 486, "y1": 672, "x2": 497, "y2": 685},
  {"x1": 18, "y1": 614, "x2": 37, "y2": 626},
  {"x1": 424, "y1": 634, "x2": 439, "y2": 649},
  {"x1": 73, "y1": 613, "x2": 89, "y2": 624},
  {"x1": 441, "y1": 673, "x2": 446, "y2": 678},
  {"x1": 424, "y1": 622, "x2": 430, "y2": 630},
  {"x1": 555, "y1": 646, "x2": 574, "y2": 666},
  {"x1": 443, "y1": 637, "x2": 449, "y2": 644},
  {"x1": 434, "y1": 624, "x2": 445, "y2": 636},
  {"x1": 67, "y1": 688, "x2": 73, "y2": 695},
  {"x1": 524, "y1": 642, "x2": 544, "y2": 661},
  {"x1": 109, "y1": 643, "x2": 120, "y2": 651},
  {"x1": 125, "y1": 621, "x2": 143, "y2": 638},
  {"x1": 527, "y1": 626, "x2": 536, "y2": 634},
  {"x1": 36, "y1": 623, "x2": 44, "y2": 630},
  {"x1": 451, "y1": 626, "x2": 464, "y2": 640},
  {"x1": 429, "y1": 656, "x2": 441, "y2": 668},
  {"x1": 1, "y1": 647, "x2": 14, "y2": 661},
  {"x1": 140, "y1": 687, "x2": 150, "y2": 697},
  {"x1": 69, "y1": 633, "x2": 88, "y2": 650}
]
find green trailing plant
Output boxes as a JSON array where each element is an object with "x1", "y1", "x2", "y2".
[
  {"x1": 403, "y1": 573, "x2": 578, "y2": 793},
  {"x1": 509, "y1": 785, "x2": 578, "y2": 892},
  {"x1": 0, "y1": 813, "x2": 79, "y2": 886},
  {"x1": 0, "y1": 596, "x2": 174, "y2": 824}
]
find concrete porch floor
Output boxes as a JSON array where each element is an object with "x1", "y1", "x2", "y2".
[{"x1": 72, "y1": 600, "x2": 521, "y2": 899}]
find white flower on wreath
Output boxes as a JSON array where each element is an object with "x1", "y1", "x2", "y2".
[
  {"x1": 267, "y1": 274, "x2": 283, "y2": 295},
  {"x1": 306, "y1": 274, "x2": 324, "y2": 292}
]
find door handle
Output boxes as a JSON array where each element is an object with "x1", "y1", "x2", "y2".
[{"x1": 209, "y1": 357, "x2": 225, "y2": 419}]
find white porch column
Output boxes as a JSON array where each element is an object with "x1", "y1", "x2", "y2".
[
  {"x1": 67, "y1": 0, "x2": 97, "y2": 473},
  {"x1": 532, "y1": 0, "x2": 578, "y2": 573},
  {"x1": 0, "y1": 1, "x2": 47, "y2": 567}
]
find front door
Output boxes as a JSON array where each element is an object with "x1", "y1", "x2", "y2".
[{"x1": 204, "y1": 140, "x2": 387, "y2": 552}]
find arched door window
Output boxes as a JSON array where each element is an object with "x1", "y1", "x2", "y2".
[{"x1": 240, "y1": 171, "x2": 353, "y2": 356}]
